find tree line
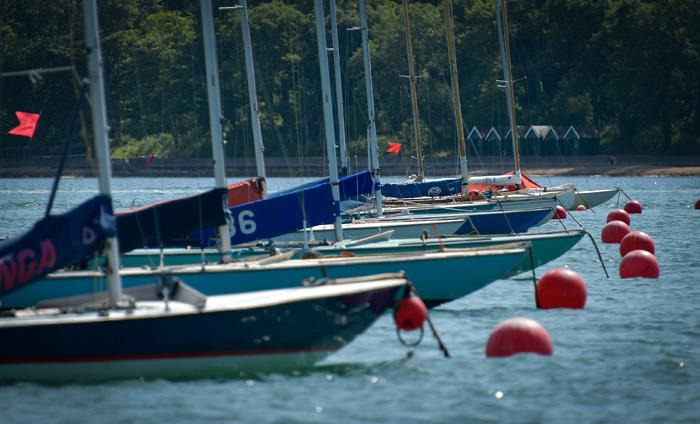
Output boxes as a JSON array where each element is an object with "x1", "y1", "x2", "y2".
[{"x1": 2, "y1": 0, "x2": 699, "y2": 161}]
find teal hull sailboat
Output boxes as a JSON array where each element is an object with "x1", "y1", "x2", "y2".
[
  {"x1": 118, "y1": 229, "x2": 585, "y2": 276},
  {"x1": 3, "y1": 244, "x2": 528, "y2": 310}
]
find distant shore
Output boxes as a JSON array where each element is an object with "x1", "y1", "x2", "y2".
[{"x1": 0, "y1": 155, "x2": 698, "y2": 177}]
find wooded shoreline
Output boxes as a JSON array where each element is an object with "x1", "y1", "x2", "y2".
[{"x1": 1, "y1": 155, "x2": 698, "y2": 178}]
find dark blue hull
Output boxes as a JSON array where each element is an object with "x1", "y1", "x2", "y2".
[
  {"x1": 454, "y1": 208, "x2": 552, "y2": 234},
  {"x1": 0, "y1": 284, "x2": 400, "y2": 382}
]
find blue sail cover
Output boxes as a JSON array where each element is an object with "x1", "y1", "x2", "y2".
[
  {"x1": 381, "y1": 177, "x2": 463, "y2": 199},
  {"x1": 268, "y1": 171, "x2": 374, "y2": 201},
  {"x1": 116, "y1": 188, "x2": 228, "y2": 253},
  {"x1": 0, "y1": 195, "x2": 114, "y2": 297},
  {"x1": 181, "y1": 181, "x2": 340, "y2": 247}
]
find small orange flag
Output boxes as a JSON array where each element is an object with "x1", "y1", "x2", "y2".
[
  {"x1": 386, "y1": 142, "x2": 402, "y2": 154},
  {"x1": 8, "y1": 111, "x2": 40, "y2": 138}
]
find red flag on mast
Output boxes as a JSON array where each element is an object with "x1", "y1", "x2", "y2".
[
  {"x1": 386, "y1": 142, "x2": 402, "y2": 154},
  {"x1": 8, "y1": 111, "x2": 41, "y2": 139}
]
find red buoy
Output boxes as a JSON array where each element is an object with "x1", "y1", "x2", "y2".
[
  {"x1": 607, "y1": 209, "x2": 631, "y2": 225},
  {"x1": 394, "y1": 295, "x2": 428, "y2": 331},
  {"x1": 575, "y1": 205, "x2": 586, "y2": 212},
  {"x1": 554, "y1": 205, "x2": 567, "y2": 219},
  {"x1": 620, "y1": 250, "x2": 660, "y2": 279},
  {"x1": 485, "y1": 317, "x2": 553, "y2": 357},
  {"x1": 619, "y1": 231, "x2": 655, "y2": 257},
  {"x1": 536, "y1": 268, "x2": 587, "y2": 309},
  {"x1": 695, "y1": 199, "x2": 700, "y2": 209},
  {"x1": 624, "y1": 200, "x2": 643, "y2": 214},
  {"x1": 601, "y1": 220, "x2": 631, "y2": 243}
]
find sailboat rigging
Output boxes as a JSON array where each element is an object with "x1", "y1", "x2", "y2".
[{"x1": 0, "y1": 0, "x2": 422, "y2": 383}]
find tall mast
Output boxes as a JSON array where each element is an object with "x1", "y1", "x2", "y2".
[
  {"x1": 443, "y1": 0, "x2": 469, "y2": 185},
  {"x1": 83, "y1": 0, "x2": 123, "y2": 306},
  {"x1": 200, "y1": 0, "x2": 233, "y2": 261},
  {"x1": 314, "y1": 0, "x2": 343, "y2": 241},
  {"x1": 495, "y1": 0, "x2": 522, "y2": 181},
  {"x1": 358, "y1": 0, "x2": 383, "y2": 216},
  {"x1": 221, "y1": 1, "x2": 267, "y2": 194},
  {"x1": 402, "y1": 0, "x2": 424, "y2": 182},
  {"x1": 329, "y1": 0, "x2": 349, "y2": 177}
]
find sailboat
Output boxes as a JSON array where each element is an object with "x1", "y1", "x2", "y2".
[
  {"x1": 111, "y1": 0, "x2": 579, "y2": 279},
  {"x1": 0, "y1": 0, "x2": 422, "y2": 383},
  {"x1": 465, "y1": 0, "x2": 615, "y2": 210},
  {"x1": 379, "y1": 0, "x2": 465, "y2": 200},
  {"x1": 362, "y1": 0, "x2": 575, "y2": 217}
]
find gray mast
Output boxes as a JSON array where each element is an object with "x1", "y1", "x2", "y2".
[
  {"x1": 200, "y1": 0, "x2": 233, "y2": 261},
  {"x1": 329, "y1": 0, "x2": 349, "y2": 177},
  {"x1": 495, "y1": 0, "x2": 522, "y2": 182},
  {"x1": 358, "y1": 0, "x2": 383, "y2": 216},
  {"x1": 402, "y1": 0, "x2": 425, "y2": 182},
  {"x1": 220, "y1": 1, "x2": 267, "y2": 193},
  {"x1": 83, "y1": 0, "x2": 123, "y2": 305},
  {"x1": 443, "y1": 0, "x2": 469, "y2": 185},
  {"x1": 314, "y1": 0, "x2": 343, "y2": 241}
]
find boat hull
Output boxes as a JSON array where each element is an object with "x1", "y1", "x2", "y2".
[
  {"x1": 571, "y1": 188, "x2": 619, "y2": 210},
  {"x1": 121, "y1": 230, "x2": 583, "y2": 270},
  {"x1": 0, "y1": 280, "x2": 401, "y2": 383},
  {"x1": 3, "y1": 247, "x2": 528, "y2": 310},
  {"x1": 453, "y1": 208, "x2": 553, "y2": 234}
]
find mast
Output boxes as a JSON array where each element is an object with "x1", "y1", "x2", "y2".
[
  {"x1": 443, "y1": 0, "x2": 469, "y2": 185},
  {"x1": 83, "y1": 0, "x2": 123, "y2": 306},
  {"x1": 402, "y1": 0, "x2": 424, "y2": 182},
  {"x1": 358, "y1": 0, "x2": 383, "y2": 216},
  {"x1": 495, "y1": 0, "x2": 522, "y2": 182},
  {"x1": 221, "y1": 1, "x2": 267, "y2": 194},
  {"x1": 200, "y1": 0, "x2": 233, "y2": 261},
  {"x1": 314, "y1": 0, "x2": 343, "y2": 241},
  {"x1": 329, "y1": 0, "x2": 349, "y2": 177}
]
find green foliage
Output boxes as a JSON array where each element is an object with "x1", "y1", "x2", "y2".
[
  {"x1": 112, "y1": 133, "x2": 175, "y2": 159},
  {"x1": 2, "y1": 0, "x2": 699, "y2": 155}
]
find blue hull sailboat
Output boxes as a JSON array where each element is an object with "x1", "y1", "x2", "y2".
[
  {"x1": 0, "y1": 0, "x2": 422, "y2": 383},
  {"x1": 0, "y1": 275, "x2": 405, "y2": 383}
]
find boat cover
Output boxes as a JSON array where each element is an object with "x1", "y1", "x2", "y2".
[
  {"x1": 0, "y1": 195, "x2": 114, "y2": 297},
  {"x1": 116, "y1": 188, "x2": 228, "y2": 253},
  {"x1": 468, "y1": 171, "x2": 542, "y2": 192},
  {"x1": 227, "y1": 177, "x2": 264, "y2": 206},
  {"x1": 269, "y1": 171, "x2": 374, "y2": 201},
  {"x1": 229, "y1": 181, "x2": 339, "y2": 245},
  {"x1": 381, "y1": 177, "x2": 463, "y2": 199},
  {"x1": 176, "y1": 180, "x2": 340, "y2": 247}
]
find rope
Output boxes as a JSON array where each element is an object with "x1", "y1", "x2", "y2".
[
  {"x1": 396, "y1": 282, "x2": 451, "y2": 358},
  {"x1": 528, "y1": 245, "x2": 540, "y2": 308},
  {"x1": 494, "y1": 198, "x2": 515, "y2": 234},
  {"x1": 45, "y1": 78, "x2": 89, "y2": 218},
  {"x1": 574, "y1": 188, "x2": 597, "y2": 214},
  {"x1": 584, "y1": 230, "x2": 610, "y2": 278},
  {"x1": 618, "y1": 188, "x2": 633, "y2": 201}
]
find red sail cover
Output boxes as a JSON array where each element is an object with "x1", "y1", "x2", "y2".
[
  {"x1": 468, "y1": 171, "x2": 542, "y2": 193},
  {"x1": 8, "y1": 111, "x2": 40, "y2": 138},
  {"x1": 227, "y1": 177, "x2": 264, "y2": 206}
]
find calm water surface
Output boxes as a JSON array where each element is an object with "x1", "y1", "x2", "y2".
[{"x1": 1, "y1": 176, "x2": 699, "y2": 423}]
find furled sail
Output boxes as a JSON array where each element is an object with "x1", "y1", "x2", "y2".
[
  {"x1": 116, "y1": 188, "x2": 228, "y2": 253},
  {"x1": 0, "y1": 195, "x2": 114, "y2": 297},
  {"x1": 381, "y1": 177, "x2": 463, "y2": 199},
  {"x1": 269, "y1": 170, "x2": 375, "y2": 201},
  {"x1": 178, "y1": 180, "x2": 342, "y2": 247}
]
